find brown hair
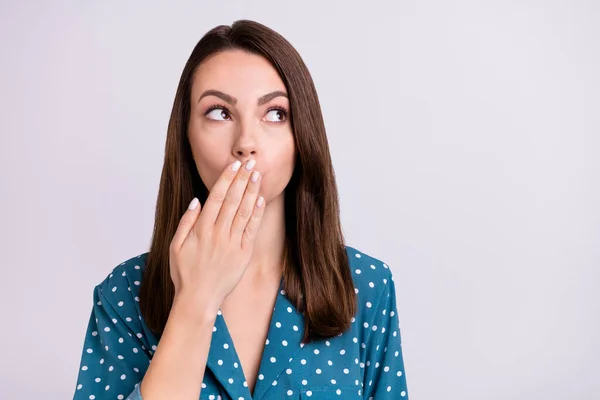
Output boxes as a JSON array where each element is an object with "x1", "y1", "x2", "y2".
[{"x1": 139, "y1": 19, "x2": 356, "y2": 344}]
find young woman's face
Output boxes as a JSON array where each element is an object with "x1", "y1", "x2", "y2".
[{"x1": 188, "y1": 49, "x2": 296, "y2": 206}]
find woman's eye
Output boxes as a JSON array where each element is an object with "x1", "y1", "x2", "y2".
[
  {"x1": 265, "y1": 109, "x2": 286, "y2": 123},
  {"x1": 206, "y1": 108, "x2": 231, "y2": 121}
]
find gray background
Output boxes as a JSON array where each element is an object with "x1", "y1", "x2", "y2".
[{"x1": 1, "y1": 0, "x2": 598, "y2": 399}]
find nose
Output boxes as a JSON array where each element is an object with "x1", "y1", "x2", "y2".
[{"x1": 232, "y1": 127, "x2": 258, "y2": 159}]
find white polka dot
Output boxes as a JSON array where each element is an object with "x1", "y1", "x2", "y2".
[
  {"x1": 331, "y1": 379, "x2": 336, "y2": 384},
  {"x1": 91, "y1": 331, "x2": 97, "y2": 336},
  {"x1": 336, "y1": 389, "x2": 341, "y2": 395},
  {"x1": 94, "y1": 377, "x2": 100, "y2": 383},
  {"x1": 272, "y1": 380, "x2": 277, "y2": 386},
  {"x1": 118, "y1": 338, "x2": 124, "y2": 343},
  {"x1": 302, "y1": 379, "x2": 308, "y2": 385},
  {"x1": 355, "y1": 253, "x2": 361, "y2": 258},
  {"x1": 120, "y1": 374, "x2": 126, "y2": 380},
  {"x1": 316, "y1": 368, "x2": 322, "y2": 374},
  {"x1": 228, "y1": 378, "x2": 234, "y2": 384},
  {"x1": 293, "y1": 325, "x2": 299, "y2": 331},
  {"x1": 340, "y1": 349, "x2": 346, "y2": 355},
  {"x1": 401, "y1": 391, "x2": 406, "y2": 396},
  {"x1": 105, "y1": 385, "x2": 110, "y2": 390},
  {"x1": 387, "y1": 386, "x2": 392, "y2": 392},
  {"x1": 287, "y1": 390, "x2": 293, "y2": 396},
  {"x1": 108, "y1": 366, "x2": 114, "y2": 371},
  {"x1": 397, "y1": 371, "x2": 403, "y2": 376},
  {"x1": 306, "y1": 390, "x2": 312, "y2": 396},
  {"x1": 270, "y1": 357, "x2": 276, "y2": 363},
  {"x1": 343, "y1": 368, "x2": 350, "y2": 374},
  {"x1": 224, "y1": 343, "x2": 229, "y2": 349},
  {"x1": 287, "y1": 307, "x2": 292, "y2": 313},
  {"x1": 77, "y1": 384, "x2": 82, "y2": 390},
  {"x1": 86, "y1": 348, "x2": 93, "y2": 354},
  {"x1": 218, "y1": 359, "x2": 223, "y2": 365},
  {"x1": 282, "y1": 340, "x2": 288, "y2": 346},
  {"x1": 89, "y1": 396, "x2": 95, "y2": 400},
  {"x1": 286, "y1": 368, "x2": 292, "y2": 374},
  {"x1": 118, "y1": 301, "x2": 124, "y2": 307},
  {"x1": 104, "y1": 327, "x2": 110, "y2": 332},
  {"x1": 117, "y1": 396, "x2": 124, "y2": 400},
  {"x1": 301, "y1": 359, "x2": 307, "y2": 365},
  {"x1": 81, "y1": 366, "x2": 88, "y2": 371},
  {"x1": 314, "y1": 349, "x2": 319, "y2": 355},
  {"x1": 355, "y1": 269, "x2": 362, "y2": 274},
  {"x1": 366, "y1": 302, "x2": 372, "y2": 308},
  {"x1": 369, "y1": 282, "x2": 375, "y2": 288},
  {"x1": 370, "y1": 264, "x2": 376, "y2": 269},
  {"x1": 259, "y1": 374, "x2": 264, "y2": 380},
  {"x1": 384, "y1": 366, "x2": 390, "y2": 372},
  {"x1": 275, "y1": 322, "x2": 282, "y2": 328}
]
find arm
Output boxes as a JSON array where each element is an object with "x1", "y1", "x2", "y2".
[
  {"x1": 362, "y1": 275, "x2": 409, "y2": 399},
  {"x1": 138, "y1": 293, "x2": 219, "y2": 400},
  {"x1": 73, "y1": 285, "x2": 150, "y2": 400}
]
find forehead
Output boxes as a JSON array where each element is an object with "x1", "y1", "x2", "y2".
[{"x1": 192, "y1": 50, "x2": 287, "y2": 99}]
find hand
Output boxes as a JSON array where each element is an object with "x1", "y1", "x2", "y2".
[{"x1": 169, "y1": 159, "x2": 266, "y2": 312}]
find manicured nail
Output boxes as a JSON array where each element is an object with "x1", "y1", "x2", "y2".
[
  {"x1": 245, "y1": 159, "x2": 256, "y2": 171},
  {"x1": 232, "y1": 160, "x2": 242, "y2": 171},
  {"x1": 251, "y1": 171, "x2": 260, "y2": 182},
  {"x1": 188, "y1": 198, "x2": 199, "y2": 210},
  {"x1": 256, "y1": 196, "x2": 264, "y2": 207}
]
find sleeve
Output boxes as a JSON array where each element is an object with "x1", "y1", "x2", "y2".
[
  {"x1": 73, "y1": 284, "x2": 150, "y2": 400},
  {"x1": 362, "y1": 275, "x2": 409, "y2": 399}
]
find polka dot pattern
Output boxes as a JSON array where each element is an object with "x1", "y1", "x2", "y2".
[{"x1": 73, "y1": 246, "x2": 409, "y2": 399}]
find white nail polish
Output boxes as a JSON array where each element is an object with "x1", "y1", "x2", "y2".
[
  {"x1": 245, "y1": 159, "x2": 256, "y2": 170},
  {"x1": 188, "y1": 198, "x2": 199, "y2": 210},
  {"x1": 232, "y1": 161, "x2": 242, "y2": 171}
]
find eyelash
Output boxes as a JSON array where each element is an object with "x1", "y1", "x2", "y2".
[{"x1": 203, "y1": 103, "x2": 289, "y2": 123}]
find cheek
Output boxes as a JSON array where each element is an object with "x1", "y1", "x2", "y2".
[{"x1": 189, "y1": 138, "x2": 225, "y2": 191}]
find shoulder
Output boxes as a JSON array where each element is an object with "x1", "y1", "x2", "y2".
[
  {"x1": 344, "y1": 244, "x2": 397, "y2": 314},
  {"x1": 95, "y1": 252, "x2": 149, "y2": 308}
]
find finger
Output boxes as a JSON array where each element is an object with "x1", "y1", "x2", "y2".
[
  {"x1": 196, "y1": 160, "x2": 243, "y2": 230},
  {"x1": 230, "y1": 169, "x2": 262, "y2": 240},
  {"x1": 241, "y1": 195, "x2": 266, "y2": 249},
  {"x1": 213, "y1": 159, "x2": 256, "y2": 233},
  {"x1": 171, "y1": 197, "x2": 201, "y2": 252}
]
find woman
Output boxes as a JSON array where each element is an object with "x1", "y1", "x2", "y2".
[{"x1": 73, "y1": 19, "x2": 409, "y2": 400}]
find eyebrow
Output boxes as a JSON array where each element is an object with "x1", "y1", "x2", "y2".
[{"x1": 197, "y1": 90, "x2": 288, "y2": 107}]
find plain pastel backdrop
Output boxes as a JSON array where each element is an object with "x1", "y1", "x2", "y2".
[{"x1": 0, "y1": 0, "x2": 598, "y2": 399}]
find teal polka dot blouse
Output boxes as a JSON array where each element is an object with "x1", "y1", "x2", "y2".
[{"x1": 73, "y1": 246, "x2": 409, "y2": 399}]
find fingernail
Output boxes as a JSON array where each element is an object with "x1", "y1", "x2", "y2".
[
  {"x1": 232, "y1": 160, "x2": 242, "y2": 171},
  {"x1": 256, "y1": 196, "x2": 264, "y2": 207},
  {"x1": 188, "y1": 198, "x2": 199, "y2": 210},
  {"x1": 245, "y1": 159, "x2": 256, "y2": 171},
  {"x1": 251, "y1": 171, "x2": 260, "y2": 182}
]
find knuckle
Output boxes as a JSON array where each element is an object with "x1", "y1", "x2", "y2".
[
  {"x1": 210, "y1": 190, "x2": 227, "y2": 203},
  {"x1": 236, "y1": 206, "x2": 252, "y2": 219}
]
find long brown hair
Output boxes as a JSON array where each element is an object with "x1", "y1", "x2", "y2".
[{"x1": 139, "y1": 19, "x2": 356, "y2": 344}]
